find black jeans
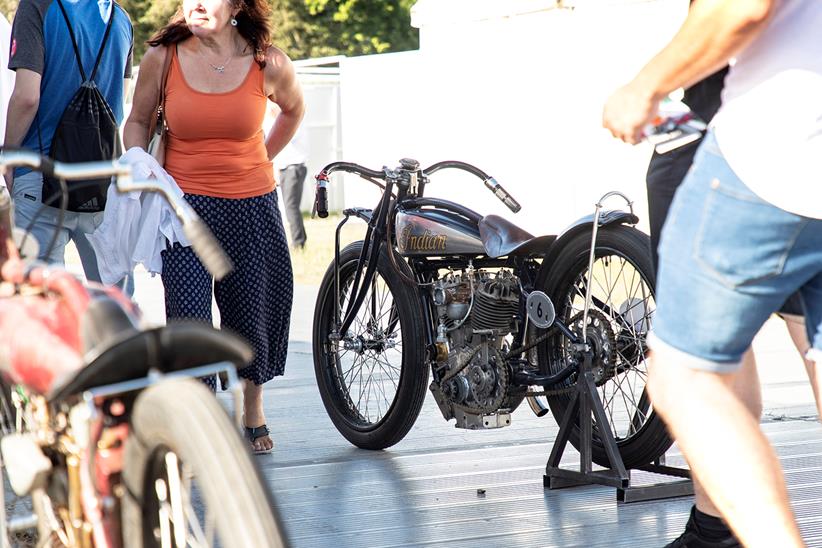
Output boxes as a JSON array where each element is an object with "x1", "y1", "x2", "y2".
[
  {"x1": 279, "y1": 163, "x2": 307, "y2": 248},
  {"x1": 645, "y1": 138, "x2": 702, "y2": 274}
]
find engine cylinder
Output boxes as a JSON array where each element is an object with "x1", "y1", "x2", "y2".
[{"x1": 472, "y1": 279, "x2": 519, "y2": 332}]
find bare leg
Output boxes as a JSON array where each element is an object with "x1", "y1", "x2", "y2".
[
  {"x1": 648, "y1": 349, "x2": 803, "y2": 548},
  {"x1": 243, "y1": 382, "x2": 274, "y2": 453},
  {"x1": 782, "y1": 314, "x2": 820, "y2": 414},
  {"x1": 690, "y1": 348, "x2": 762, "y2": 518}
]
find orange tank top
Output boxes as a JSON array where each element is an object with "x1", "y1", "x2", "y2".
[{"x1": 163, "y1": 46, "x2": 274, "y2": 198}]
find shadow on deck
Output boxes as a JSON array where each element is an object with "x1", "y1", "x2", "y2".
[{"x1": 241, "y1": 341, "x2": 822, "y2": 548}]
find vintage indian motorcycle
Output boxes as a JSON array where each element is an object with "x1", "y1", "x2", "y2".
[{"x1": 311, "y1": 158, "x2": 672, "y2": 469}]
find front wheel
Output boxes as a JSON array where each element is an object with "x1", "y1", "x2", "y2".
[
  {"x1": 313, "y1": 241, "x2": 427, "y2": 450},
  {"x1": 537, "y1": 225, "x2": 673, "y2": 469},
  {"x1": 121, "y1": 378, "x2": 286, "y2": 548}
]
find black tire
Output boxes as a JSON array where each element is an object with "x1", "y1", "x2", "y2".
[
  {"x1": 121, "y1": 378, "x2": 286, "y2": 548},
  {"x1": 313, "y1": 241, "x2": 427, "y2": 450},
  {"x1": 537, "y1": 226, "x2": 673, "y2": 469}
]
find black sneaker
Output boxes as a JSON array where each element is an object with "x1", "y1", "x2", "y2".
[{"x1": 664, "y1": 507, "x2": 742, "y2": 548}]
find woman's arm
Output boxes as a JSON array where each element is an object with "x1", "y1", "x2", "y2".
[
  {"x1": 263, "y1": 46, "x2": 305, "y2": 161},
  {"x1": 122, "y1": 45, "x2": 168, "y2": 150}
]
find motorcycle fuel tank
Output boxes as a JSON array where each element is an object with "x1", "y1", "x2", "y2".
[{"x1": 395, "y1": 210, "x2": 486, "y2": 256}]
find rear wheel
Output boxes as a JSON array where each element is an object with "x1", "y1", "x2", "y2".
[
  {"x1": 537, "y1": 226, "x2": 672, "y2": 469},
  {"x1": 313, "y1": 241, "x2": 427, "y2": 450},
  {"x1": 121, "y1": 378, "x2": 285, "y2": 548}
]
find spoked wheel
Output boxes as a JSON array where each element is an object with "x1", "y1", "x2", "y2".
[
  {"x1": 537, "y1": 225, "x2": 672, "y2": 469},
  {"x1": 121, "y1": 378, "x2": 285, "y2": 548},
  {"x1": 313, "y1": 241, "x2": 427, "y2": 450}
]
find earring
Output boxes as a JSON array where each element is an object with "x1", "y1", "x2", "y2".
[{"x1": 230, "y1": 17, "x2": 237, "y2": 26}]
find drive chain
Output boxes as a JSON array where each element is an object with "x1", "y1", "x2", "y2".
[{"x1": 506, "y1": 311, "x2": 587, "y2": 399}]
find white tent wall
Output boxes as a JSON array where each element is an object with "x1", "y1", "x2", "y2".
[
  {"x1": 338, "y1": 0, "x2": 688, "y2": 236},
  {"x1": 295, "y1": 75, "x2": 344, "y2": 212}
]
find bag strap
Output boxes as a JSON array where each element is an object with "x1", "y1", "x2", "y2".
[
  {"x1": 150, "y1": 45, "x2": 173, "y2": 136},
  {"x1": 54, "y1": 0, "x2": 116, "y2": 83},
  {"x1": 159, "y1": 45, "x2": 173, "y2": 114}
]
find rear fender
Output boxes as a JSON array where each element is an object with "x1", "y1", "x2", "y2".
[{"x1": 537, "y1": 210, "x2": 639, "y2": 279}]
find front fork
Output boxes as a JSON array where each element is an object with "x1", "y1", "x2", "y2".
[{"x1": 333, "y1": 183, "x2": 395, "y2": 341}]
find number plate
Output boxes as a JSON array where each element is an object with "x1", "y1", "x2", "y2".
[{"x1": 526, "y1": 291, "x2": 555, "y2": 329}]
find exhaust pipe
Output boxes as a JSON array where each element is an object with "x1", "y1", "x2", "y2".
[{"x1": 526, "y1": 394, "x2": 550, "y2": 417}]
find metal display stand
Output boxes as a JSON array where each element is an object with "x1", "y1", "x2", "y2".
[
  {"x1": 542, "y1": 190, "x2": 693, "y2": 503},
  {"x1": 543, "y1": 350, "x2": 693, "y2": 503}
]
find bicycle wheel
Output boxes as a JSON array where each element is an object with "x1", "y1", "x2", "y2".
[
  {"x1": 537, "y1": 225, "x2": 673, "y2": 468},
  {"x1": 121, "y1": 378, "x2": 286, "y2": 548},
  {"x1": 313, "y1": 241, "x2": 427, "y2": 450}
]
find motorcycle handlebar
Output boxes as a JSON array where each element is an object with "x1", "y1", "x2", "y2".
[
  {"x1": 313, "y1": 158, "x2": 522, "y2": 215},
  {"x1": 422, "y1": 161, "x2": 521, "y2": 214},
  {"x1": 0, "y1": 149, "x2": 233, "y2": 280}
]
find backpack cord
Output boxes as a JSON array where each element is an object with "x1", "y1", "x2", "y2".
[{"x1": 54, "y1": 0, "x2": 116, "y2": 84}]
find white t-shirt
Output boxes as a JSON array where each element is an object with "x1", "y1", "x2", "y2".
[
  {"x1": 0, "y1": 14, "x2": 15, "y2": 145},
  {"x1": 712, "y1": 0, "x2": 822, "y2": 220}
]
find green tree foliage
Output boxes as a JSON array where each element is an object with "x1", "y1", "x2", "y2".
[
  {"x1": 2, "y1": 0, "x2": 418, "y2": 63},
  {"x1": 118, "y1": 0, "x2": 180, "y2": 60},
  {"x1": 282, "y1": 0, "x2": 419, "y2": 60},
  {"x1": 1, "y1": 0, "x2": 16, "y2": 21}
]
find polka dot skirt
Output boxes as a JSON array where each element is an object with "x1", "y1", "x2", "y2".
[{"x1": 161, "y1": 190, "x2": 293, "y2": 388}]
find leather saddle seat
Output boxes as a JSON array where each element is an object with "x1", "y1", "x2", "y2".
[
  {"x1": 48, "y1": 296, "x2": 253, "y2": 401},
  {"x1": 479, "y1": 214, "x2": 557, "y2": 258}
]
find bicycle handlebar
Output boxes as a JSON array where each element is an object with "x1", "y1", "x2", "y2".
[
  {"x1": 0, "y1": 149, "x2": 233, "y2": 280},
  {"x1": 313, "y1": 159, "x2": 522, "y2": 215}
]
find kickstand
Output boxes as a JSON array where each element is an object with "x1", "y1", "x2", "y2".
[{"x1": 543, "y1": 348, "x2": 693, "y2": 503}]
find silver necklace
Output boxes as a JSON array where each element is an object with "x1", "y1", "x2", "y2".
[{"x1": 207, "y1": 54, "x2": 232, "y2": 74}]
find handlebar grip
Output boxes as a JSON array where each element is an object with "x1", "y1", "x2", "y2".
[
  {"x1": 483, "y1": 177, "x2": 522, "y2": 214},
  {"x1": 183, "y1": 217, "x2": 234, "y2": 280},
  {"x1": 314, "y1": 177, "x2": 329, "y2": 219}
]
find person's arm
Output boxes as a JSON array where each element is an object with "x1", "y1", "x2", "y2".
[
  {"x1": 603, "y1": 0, "x2": 776, "y2": 144},
  {"x1": 3, "y1": 69, "x2": 41, "y2": 190},
  {"x1": 263, "y1": 47, "x2": 305, "y2": 161},
  {"x1": 122, "y1": 45, "x2": 166, "y2": 150}
]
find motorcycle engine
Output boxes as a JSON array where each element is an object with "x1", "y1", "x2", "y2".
[{"x1": 429, "y1": 269, "x2": 520, "y2": 429}]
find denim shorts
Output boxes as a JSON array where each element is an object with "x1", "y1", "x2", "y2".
[{"x1": 649, "y1": 132, "x2": 822, "y2": 373}]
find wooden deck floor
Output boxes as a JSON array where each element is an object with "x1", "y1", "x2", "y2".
[{"x1": 246, "y1": 340, "x2": 822, "y2": 548}]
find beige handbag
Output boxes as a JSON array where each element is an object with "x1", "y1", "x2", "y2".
[{"x1": 147, "y1": 46, "x2": 172, "y2": 165}]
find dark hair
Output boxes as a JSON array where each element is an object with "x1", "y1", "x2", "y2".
[{"x1": 147, "y1": 0, "x2": 272, "y2": 68}]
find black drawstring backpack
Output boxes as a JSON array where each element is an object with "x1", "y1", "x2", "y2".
[{"x1": 40, "y1": 0, "x2": 121, "y2": 212}]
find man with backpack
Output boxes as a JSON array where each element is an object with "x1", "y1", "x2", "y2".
[{"x1": 4, "y1": 0, "x2": 133, "y2": 285}]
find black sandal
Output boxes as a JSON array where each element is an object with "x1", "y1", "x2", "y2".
[{"x1": 244, "y1": 424, "x2": 274, "y2": 455}]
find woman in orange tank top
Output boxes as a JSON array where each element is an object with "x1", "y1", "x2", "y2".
[{"x1": 123, "y1": 0, "x2": 304, "y2": 455}]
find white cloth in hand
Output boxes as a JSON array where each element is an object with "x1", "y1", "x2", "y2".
[{"x1": 89, "y1": 147, "x2": 190, "y2": 285}]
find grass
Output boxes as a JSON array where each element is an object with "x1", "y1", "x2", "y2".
[
  {"x1": 64, "y1": 213, "x2": 367, "y2": 286},
  {"x1": 288, "y1": 214, "x2": 367, "y2": 286}
]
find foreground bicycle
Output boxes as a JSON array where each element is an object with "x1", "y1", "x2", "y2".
[
  {"x1": 0, "y1": 150, "x2": 286, "y2": 547},
  {"x1": 311, "y1": 158, "x2": 671, "y2": 469}
]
